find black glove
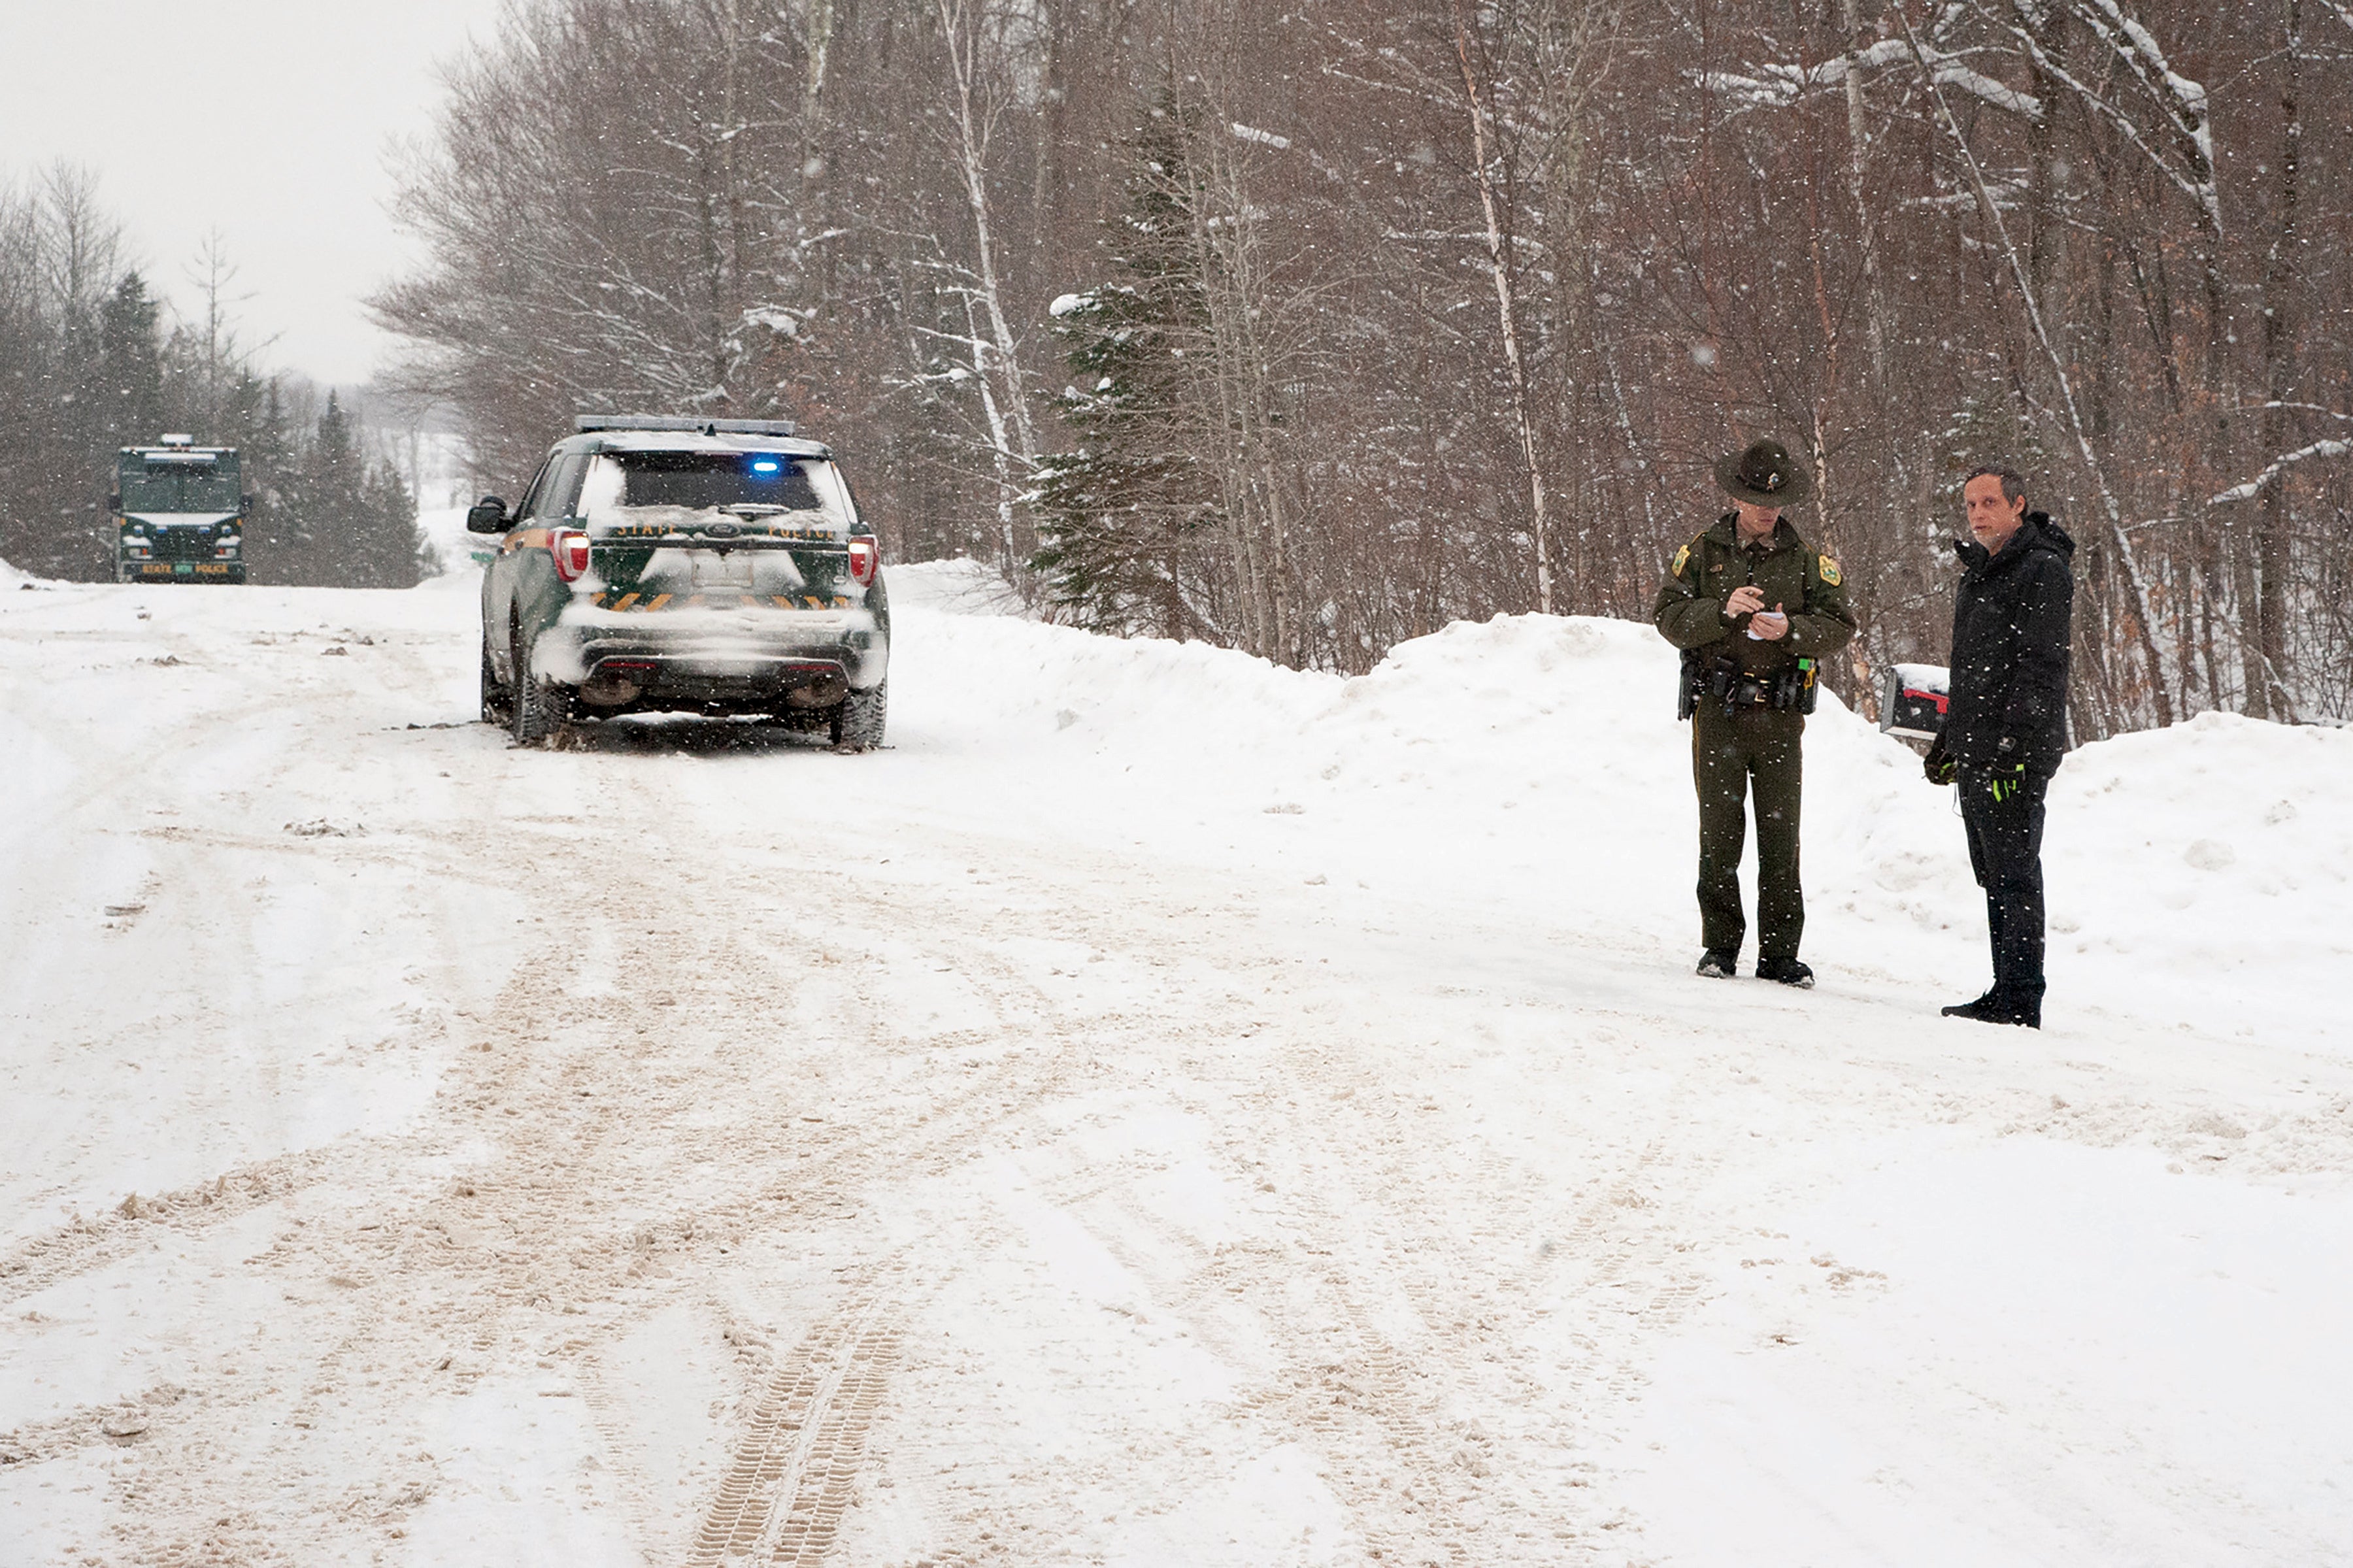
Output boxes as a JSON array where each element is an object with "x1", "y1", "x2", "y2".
[
  {"x1": 1923, "y1": 734, "x2": 1957, "y2": 787},
  {"x1": 1986, "y1": 760, "x2": 2028, "y2": 803}
]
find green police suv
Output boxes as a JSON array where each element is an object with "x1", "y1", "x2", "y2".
[{"x1": 471, "y1": 416, "x2": 889, "y2": 748}]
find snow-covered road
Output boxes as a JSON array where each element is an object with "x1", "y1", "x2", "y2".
[{"x1": 4, "y1": 559, "x2": 2350, "y2": 1567}]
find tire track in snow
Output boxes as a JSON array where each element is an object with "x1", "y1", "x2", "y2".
[
  {"x1": 0, "y1": 1152, "x2": 333, "y2": 1306},
  {"x1": 685, "y1": 1290, "x2": 907, "y2": 1567},
  {"x1": 59, "y1": 788, "x2": 1099, "y2": 1562},
  {"x1": 1, "y1": 622, "x2": 505, "y2": 1280},
  {"x1": 1004, "y1": 909, "x2": 1736, "y2": 1566},
  {"x1": 0, "y1": 1382, "x2": 184, "y2": 1469}
]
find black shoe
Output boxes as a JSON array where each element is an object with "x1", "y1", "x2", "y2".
[
  {"x1": 1756, "y1": 957, "x2": 1814, "y2": 988},
  {"x1": 1944, "y1": 992, "x2": 2041, "y2": 1028},
  {"x1": 1695, "y1": 949, "x2": 1738, "y2": 978}
]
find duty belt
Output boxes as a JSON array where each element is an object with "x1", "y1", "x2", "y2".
[{"x1": 1683, "y1": 652, "x2": 1820, "y2": 719}]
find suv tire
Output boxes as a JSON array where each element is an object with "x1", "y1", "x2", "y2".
[
  {"x1": 509, "y1": 620, "x2": 565, "y2": 747},
  {"x1": 831, "y1": 680, "x2": 887, "y2": 751}
]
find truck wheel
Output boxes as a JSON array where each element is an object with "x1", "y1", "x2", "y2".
[
  {"x1": 831, "y1": 680, "x2": 887, "y2": 752},
  {"x1": 509, "y1": 622, "x2": 563, "y2": 746},
  {"x1": 480, "y1": 635, "x2": 512, "y2": 725}
]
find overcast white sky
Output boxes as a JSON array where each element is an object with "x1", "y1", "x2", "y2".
[{"x1": 1, "y1": 1, "x2": 509, "y2": 386}]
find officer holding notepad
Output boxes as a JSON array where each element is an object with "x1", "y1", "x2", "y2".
[{"x1": 1653, "y1": 439, "x2": 1857, "y2": 988}]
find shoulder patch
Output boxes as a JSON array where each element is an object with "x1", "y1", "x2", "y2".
[
  {"x1": 1817, "y1": 554, "x2": 1842, "y2": 586},
  {"x1": 1671, "y1": 544, "x2": 1690, "y2": 576}
]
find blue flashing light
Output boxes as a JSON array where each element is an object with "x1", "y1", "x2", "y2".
[{"x1": 750, "y1": 458, "x2": 782, "y2": 475}]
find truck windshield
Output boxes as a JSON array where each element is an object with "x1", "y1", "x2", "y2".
[
  {"x1": 122, "y1": 463, "x2": 241, "y2": 514},
  {"x1": 580, "y1": 452, "x2": 838, "y2": 522}
]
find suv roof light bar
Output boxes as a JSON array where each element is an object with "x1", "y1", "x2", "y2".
[{"x1": 574, "y1": 414, "x2": 799, "y2": 437}]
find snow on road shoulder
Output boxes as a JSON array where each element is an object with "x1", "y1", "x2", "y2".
[
  {"x1": 1617, "y1": 1134, "x2": 2353, "y2": 1567},
  {"x1": 0, "y1": 580, "x2": 522, "y2": 1255}
]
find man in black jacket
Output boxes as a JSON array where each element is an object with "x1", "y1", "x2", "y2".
[{"x1": 1924, "y1": 465, "x2": 2074, "y2": 1028}]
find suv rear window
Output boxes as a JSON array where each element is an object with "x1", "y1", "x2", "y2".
[{"x1": 590, "y1": 452, "x2": 825, "y2": 514}]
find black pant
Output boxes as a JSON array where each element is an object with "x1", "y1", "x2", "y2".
[
  {"x1": 1692, "y1": 705, "x2": 1805, "y2": 960},
  {"x1": 1958, "y1": 763, "x2": 2049, "y2": 1012}
]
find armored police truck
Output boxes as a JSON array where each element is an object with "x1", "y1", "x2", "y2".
[{"x1": 113, "y1": 437, "x2": 249, "y2": 583}]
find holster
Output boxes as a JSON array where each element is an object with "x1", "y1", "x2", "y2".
[
  {"x1": 1679, "y1": 646, "x2": 1746, "y2": 719},
  {"x1": 1775, "y1": 658, "x2": 1821, "y2": 714}
]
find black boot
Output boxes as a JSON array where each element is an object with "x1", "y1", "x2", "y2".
[
  {"x1": 1695, "y1": 949, "x2": 1738, "y2": 978},
  {"x1": 1944, "y1": 990, "x2": 2039, "y2": 1027},
  {"x1": 1756, "y1": 957, "x2": 1814, "y2": 988},
  {"x1": 1990, "y1": 988, "x2": 2043, "y2": 1029}
]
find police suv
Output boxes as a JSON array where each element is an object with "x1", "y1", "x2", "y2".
[{"x1": 471, "y1": 416, "x2": 888, "y2": 748}]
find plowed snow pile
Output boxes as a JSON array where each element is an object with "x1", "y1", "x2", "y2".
[{"x1": 3, "y1": 552, "x2": 2349, "y2": 1567}]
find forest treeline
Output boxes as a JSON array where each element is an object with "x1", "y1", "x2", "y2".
[
  {"x1": 377, "y1": 0, "x2": 2352, "y2": 733},
  {"x1": 0, "y1": 169, "x2": 426, "y2": 587}
]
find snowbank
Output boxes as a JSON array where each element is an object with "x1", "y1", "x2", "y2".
[{"x1": 884, "y1": 601, "x2": 2350, "y2": 1049}]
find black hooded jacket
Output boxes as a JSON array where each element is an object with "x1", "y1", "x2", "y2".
[{"x1": 1944, "y1": 511, "x2": 2075, "y2": 775}]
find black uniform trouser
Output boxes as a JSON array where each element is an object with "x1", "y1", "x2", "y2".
[
  {"x1": 1692, "y1": 705, "x2": 1805, "y2": 960},
  {"x1": 1958, "y1": 763, "x2": 2050, "y2": 1010}
]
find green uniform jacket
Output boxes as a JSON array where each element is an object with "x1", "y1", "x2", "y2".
[{"x1": 1652, "y1": 514, "x2": 1857, "y2": 679}]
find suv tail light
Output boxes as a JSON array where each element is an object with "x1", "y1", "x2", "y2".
[
  {"x1": 551, "y1": 527, "x2": 592, "y2": 582},
  {"x1": 846, "y1": 536, "x2": 877, "y2": 588}
]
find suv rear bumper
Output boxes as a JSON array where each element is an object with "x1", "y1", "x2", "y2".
[
  {"x1": 581, "y1": 651, "x2": 856, "y2": 712},
  {"x1": 531, "y1": 607, "x2": 887, "y2": 715}
]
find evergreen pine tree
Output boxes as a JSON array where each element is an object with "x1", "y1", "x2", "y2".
[
  {"x1": 359, "y1": 458, "x2": 426, "y2": 588},
  {"x1": 244, "y1": 379, "x2": 297, "y2": 582},
  {"x1": 290, "y1": 390, "x2": 367, "y2": 584},
  {"x1": 95, "y1": 271, "x2": 166, "y2": 452},
  {"x1": 1030, "y1": 99, "x2": 1216, "y2": 640}
]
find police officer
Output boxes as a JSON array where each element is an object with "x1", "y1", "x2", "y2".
[{"x1": 1654, "y1": 439, "x2": 1857, "y2": 986}]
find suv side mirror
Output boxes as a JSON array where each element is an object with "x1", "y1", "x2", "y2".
[{"x1": 466, "y1": 495, "x2": 512, "y2": 533}]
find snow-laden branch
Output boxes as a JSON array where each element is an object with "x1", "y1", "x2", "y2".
[
  {"x1": 2242, "y1": 401, "x2": 2353, "y2": 424},
  {"x1": 2209, "y1": 441, "x2": 2353, "y2": 505},
  {"x1": 1229, "y1": 122, "x2": 1292, "y2": 151},
  {"x1": 2084, "y1": 2, "x2": 2218, "y2": 178},
  {"x1": 2014, "y1": 1, "x2": 2222, "y2": 241},
  {"x1": 1908, "y1": 175, "x2": 2029, "y2": 213},
  {"x1": 1384, "y1": 228, "x2": 1548, "y2": 254},
  {"x1": 1702, "y1": 35, "x2": 2039, "y2": 118}
]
